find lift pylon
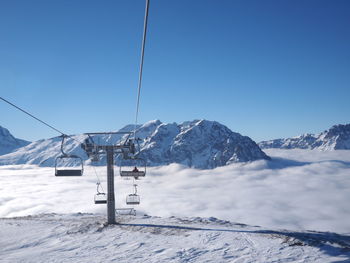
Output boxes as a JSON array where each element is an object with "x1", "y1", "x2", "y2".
[{"x1": 81, "y1": 132, "x2": 136, "y2": 224}]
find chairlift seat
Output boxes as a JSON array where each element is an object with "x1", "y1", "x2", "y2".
[
  {"x1": 119, "y1": 157, "x2": 146, "y2": 179},
  {"x1": 55, "y1": 169, "x2": 82, "y2": 176},
  {"x1": 126, "y1": 194, "x2": 140, "y2": 205},
  {"x1": 94, "y1": 193, "x2": 107, "y2": 204},
  {"x1": 115, "y1": 208, "x2": 136, "y2": 216},
  {"x1": 120, "y1": 171, "x2": 145, "y2": 178}
]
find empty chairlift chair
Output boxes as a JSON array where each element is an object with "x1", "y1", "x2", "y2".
[
  {"x1": 126, "y1": 194, "x2": 140, "y2": 205},
  {"x1": 94, "y1": 182, "x2": 107, "y2": 204},
  {"x1": 55, "y1": 135, "x2": 84, "y2": 176},
  {"x1": 126, "y1": 184, "x2": 140, "y2": 205},
  {"x1": 55, "y1": 155, "x2": 84, "y2": 176}
]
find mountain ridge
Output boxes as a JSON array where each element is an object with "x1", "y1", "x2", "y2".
[
  {"x1": 259, "y1": 123, "x2": 350, "y2": 150},
  {"x1": 0, "y1": 119, "x2": 269, "y2": 169},
  {"x1": 0, "y1": 126, "x2": 31, "y2": 155}
]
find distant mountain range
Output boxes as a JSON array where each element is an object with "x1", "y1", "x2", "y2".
[
  {"x1": 0, "y1": 126, "x2": 30, "y2": 155},
  {"x1": 0, "y1": 120, "x2": 269, "y2": 169},
  {"x1": 259, "y1": 124, "x2": 350, "y2": 150},
  {"x1": 2, "y1": 121, "x2": 348, "y2": 169}
]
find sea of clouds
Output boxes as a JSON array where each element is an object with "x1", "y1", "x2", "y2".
[{"x1": 0, "y1": 149, "x2": 349, "y2": 233}]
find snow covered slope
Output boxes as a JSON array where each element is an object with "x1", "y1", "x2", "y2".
[
  {"x1": 0, "y1": 120, "x2": 269, "y2": 169},
  {"x1": 0, "y1": 126, "x2": 30, "y2": 155},
  {"x1": 259, "y1": 123, "x2": 350, "y2": 150},
  {"x1": 0, "y1": 134, "x2": 87, "y2": 166},
  {"x1": 0, "y1": 213, "x2": 349, "y2": 263}
]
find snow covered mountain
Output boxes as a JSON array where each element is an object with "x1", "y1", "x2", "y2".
[
  {"x1": 137, "y1": 120, "x2": 269, "y2": 168},
  {"x1": 259, "y1": 123, "x2": 350, "y2": 150},
  {"x1": 0, "y1": 126, "x2": 30, "y2": 155},
  {"x1": 0, "y1": 120, "x2": 269, "y2": 169},
  {"x1": 259, "y1": 133, "x2": 318, "y2": 150},
  {"x1": 316, "y1": 123, "x2": 350, "y2": 150}
]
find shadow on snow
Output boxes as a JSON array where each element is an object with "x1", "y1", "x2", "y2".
[{"x1": 117, "y1": 222, "x2": 350, "y2": 261}]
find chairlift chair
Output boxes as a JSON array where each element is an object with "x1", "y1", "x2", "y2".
[
  {"x1": 94, "y1": 182, "x2": 107, "y2": 204},
  {"x1": 126, "y1": 194, "x2": 140, "y2": 205},
  {"x1": 120, "y1": 157, "x2": 146, "y2": 179},
  {"x1": 55, "y1": 135, "x2": 84, "y2": 176},
  {"x1": 126, "y1": 183, "x2": 140, "y2": 205},
  {"x1": 94, "y1": 193, "x2": 107, "y2": 204},
  {"x1": 55, "y1": 155, "x2": 84, "y2": 176}
]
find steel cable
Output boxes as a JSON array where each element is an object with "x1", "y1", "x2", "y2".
[{"x1": 134, "y1": 0, "x2": 150, "y2": 140}]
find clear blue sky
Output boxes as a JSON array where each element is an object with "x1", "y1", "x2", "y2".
[{"x1": 1, "y1": 0, "x2": 349, "y2": 142}]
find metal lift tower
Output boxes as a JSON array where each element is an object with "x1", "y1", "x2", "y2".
[{"x1": 81, "y1": 132, "x2": 135, "y2": 224}]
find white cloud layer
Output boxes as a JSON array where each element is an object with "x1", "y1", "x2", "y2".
[{"x1": 0, "y1": 149, "x2": 349, "y2": 233}]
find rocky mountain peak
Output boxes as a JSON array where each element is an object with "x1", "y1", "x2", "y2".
[{"x1": 0, "y1": 126, "x2": 30, "y2": 155}]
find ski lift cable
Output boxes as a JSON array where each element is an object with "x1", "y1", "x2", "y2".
[
  {"x1": 134, "y1": 0, "x2": 150, "y2": 140},
  {"x1": 0, "y1": 96, "x2": 84, "y2": 145},
  {"x1": 85, "y1": 135, "x2": 103, "y2": 191},
  {"x1": 133, "y1": 180, "x2": 138, "y2": 195},
  {"x1": 0, "y1": 96, "x2": 66, "y2": 136},
  {"x1": 93, "y1": 165, "x2": 105, "y2": 193}
]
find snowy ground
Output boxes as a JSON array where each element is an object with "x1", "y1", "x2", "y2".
[
  {"x1": 0, "y1": 149, "x2": 350, "y2": 262},
  {"x1": 0, "y1": 213, "x2": 349, "y2": 263}
]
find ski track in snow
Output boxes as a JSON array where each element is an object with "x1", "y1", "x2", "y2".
[{"x1": 0, "y1": 213, "x2": 349, "y2": 263}]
